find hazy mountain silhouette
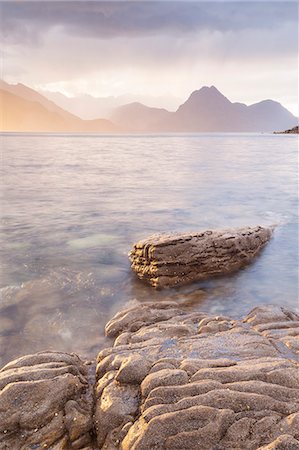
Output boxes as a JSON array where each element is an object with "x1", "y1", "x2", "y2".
[
  {"x1": 1, "y1": 81, "x2": 297, "y2": 132},
  {"x1": 112, "y1": 86, "x2": 297, "y2": 132},
  {"x1": 0, "y1": 81, "x2": 119, "y2": 132},
  {"x1": 111, "y1": 102, "x2": 171, "y2": 132},
  {"x1": 40, "y1": 90, "x2": 180, "y2": 120}
]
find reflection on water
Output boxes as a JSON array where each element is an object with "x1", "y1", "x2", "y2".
[{"x1": 0, "y1": 133, "x2": 298, "y2": 366}]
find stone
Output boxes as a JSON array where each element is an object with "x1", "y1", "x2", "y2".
[
  {"x1": 115, "y1": 356, "x2": 152, "y2": 385},
  {"x1": 1, "y1": 303, "x2": 299, "y2": 449},
  {"x1": 95, "y1": 303, "x2": 299, "y2": 449},
  {"x1": 129, "y1": 226, "x2": 273, "y2": 288},
  {"x1": 94, "y1": 380, "x2": 139, "y2": 448},
  {"x1": 257, "y1": 434, "x2": 299, "y2": 449},
  {"x1": 0, "y1": 351, "x2": 95, "y2": 449}
]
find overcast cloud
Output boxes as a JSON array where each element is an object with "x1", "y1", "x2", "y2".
[
  {"x1": 2, "y1": 2, "x2": 298, "y2": 41},
  {"x1": 1, "y1": 1, "x2": 298, "y2": 114}
]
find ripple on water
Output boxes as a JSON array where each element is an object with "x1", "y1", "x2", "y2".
[{"x1": 1, "y1": 133, "x2": 298, "y2": 365}]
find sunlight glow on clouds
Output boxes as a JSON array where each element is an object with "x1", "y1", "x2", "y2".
[{"x1": 1, "y1": 1, "x2": 298, "y2": 114}]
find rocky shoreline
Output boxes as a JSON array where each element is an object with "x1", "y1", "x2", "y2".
[
  {"x1": 0, "y1": 303, "x2": 298, "y2": 449},
  {"x1": 1, "y1": 226, "x2": 298, "y2": 449},
  {"x1": 274, "y1": 125, "x2": 298, "y2": 134}
]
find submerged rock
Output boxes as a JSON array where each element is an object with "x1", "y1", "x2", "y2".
[
  {"x1": 1, "y1": 303, "x2": 298, "y2": 449},
  {"x1": 129, "y1": 226, "x2": 272, "y2": 288}
]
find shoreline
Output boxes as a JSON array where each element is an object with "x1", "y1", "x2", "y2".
[{"x1": 0, "y1": 302, "x2": 298, "y2": 449}]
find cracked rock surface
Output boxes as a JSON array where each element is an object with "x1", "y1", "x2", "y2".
[
  {"x1": 129, "y1": 226, "x2": 272, "y2": 288},
  {"x1": 1, "y1": 303, "x2": 298, "y2": 449}
]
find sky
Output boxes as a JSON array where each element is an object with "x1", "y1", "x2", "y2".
[{"x1": 1, "y1": 1, "x2": 298, "y2": 115}]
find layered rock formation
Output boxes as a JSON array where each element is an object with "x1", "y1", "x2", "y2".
[
  {"x1": 1, "y1": 303, "x2": 298, "y2": 449},
  {"x1": 98, "y1": 303, "x2": 299, "y2": 449},
  {"x1": 129, "y1": 226, "x2": 272, "y2": 288},
  {"x1": 0, "y1": 352, "x2": 95, "y2": 449}
]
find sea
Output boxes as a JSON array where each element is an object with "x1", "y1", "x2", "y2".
[{"x1": 0, "y1": 132, "x2": 298, "y2": 366}]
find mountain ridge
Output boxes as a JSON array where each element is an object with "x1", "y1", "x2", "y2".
[
  {"x1": 0, "y1": 80, "x2": 297, "y2": 133},
  {"x1": 111, "y1": 85, "x2": 297, "y2": 132},
  {"x1": 0, "y1": 81, "x2": 120, "y2": 132},
  {"x1": 38, "y1": 89, "x2": 181, "y2": 120}
]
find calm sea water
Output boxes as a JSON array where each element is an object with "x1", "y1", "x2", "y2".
[{"x1": 0, "y1": 133, "x2": 298, "y2": 366}]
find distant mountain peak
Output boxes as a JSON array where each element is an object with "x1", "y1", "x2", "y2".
[
  {"x1": 185, "y1": 85, "x2": 230, "y2": 104},
  {"x1": 177, "y1": 85, "x2": 232, "y2": 116},
  {"x1": 199, "y1": 85, "x2": 219, "y2": 92},
  {"x1": 2, "y1": 80, "x2": 297, "y2": 133},
  {"x1": 192, "y1": 85, "x2": 225, "y2": 95}
]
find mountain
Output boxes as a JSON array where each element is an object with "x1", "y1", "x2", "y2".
[
  {"x1": 39, "y1": 90, "x2": 120, "y2": 120},
  {"x1": 1, "y1": 81, "x2": 297, "y2": 133},
  {"x1": 39, "y1": 90, "x2": 181, "y2": 120},
  {"x1": 0, "y1": 81, "x2": 119, "y2": 132},
  {"x1": 110, "y1": 102, "x2": 171, "y2": 132},
  {"x1": 111, "y1": 86, "x2": 297, "y2": 132}
]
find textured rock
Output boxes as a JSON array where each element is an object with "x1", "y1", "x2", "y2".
[
  {"x1": 1, "y1": 303, "x2": 299, "y2": 449},
  {"x1": 129, "y1": 226, "x2": 272, "y2": 288},
  {"x1": 0, "y1": 351, "x2": 95, "y2": 449},
  {"x1": 96, "y1": 302, "x2": 299, "y2": 449}
]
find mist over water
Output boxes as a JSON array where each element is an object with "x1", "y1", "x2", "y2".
[{"x1": 1, "y1": 133, "x2": 298, "y2": 366}]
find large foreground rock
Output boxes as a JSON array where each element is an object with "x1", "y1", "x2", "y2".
[
  {"x1": 129, "y1": 226, "x2": 272, "y2": 288},
  {"x1": 97, "y1": 303, "x2": 299, "y2": 449},
  {"x1": 0, "y1": 352, "x2": 95, "y2": 449},
  {"x1": 1, "y1": 303, "x2": 298, "y2": 449}
]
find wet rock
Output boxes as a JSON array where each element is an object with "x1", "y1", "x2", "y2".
[
  {"x1": 0, "y1": 351, "x2": 95, "y2": 449},
  {"x1": 129, "y1": 226, "x2": 272, "y2": 288}
]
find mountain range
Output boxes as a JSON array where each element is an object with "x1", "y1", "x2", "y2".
[
  {"x1": 111, "y1": 86, "x2": 297, "y2": 132},
  {"x1": 0, "y1": 80, "x2": 119, "y2": 132},
  {"x1": 0, "y1": 80, "x2": 297, "y2": 133},
  {"x1": 39, "y1": 90, "x2": 181, "y2": 120}
]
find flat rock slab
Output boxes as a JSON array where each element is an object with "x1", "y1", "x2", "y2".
[
  {"x1": 1, "y1": 304, "x2": 298, "y2": 449},
  {"x1": 129, "y1": 226, "x2": 272, "y2": 288}
]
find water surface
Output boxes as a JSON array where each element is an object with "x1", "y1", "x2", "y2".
[{"x1": 1, "y1": 133, "x2": 298, "y2": 366}]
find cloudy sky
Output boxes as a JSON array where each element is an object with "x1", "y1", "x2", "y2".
[{"x1": 1, "y1": 1, "x2": 298, "y2": 114}]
